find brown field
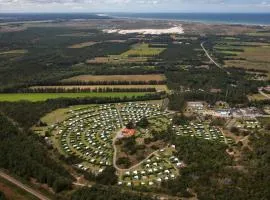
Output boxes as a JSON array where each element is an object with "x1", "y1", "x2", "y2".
[
  {"x1": 61, "y1": 74, "x2": 166, "y2": 82},
  {"x1": 30, "y1": 85, "x2": 168, "y2": 91},
  {"x1": 68, "y1": 41, "x2": 97, "y2": 48}
]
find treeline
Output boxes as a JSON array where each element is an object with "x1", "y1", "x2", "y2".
[
  {"x1": 20, "y1": 87, "x2": 157, "y2": 93},
  {"x1": 71, "y1": 184, "x2": 155, "y2": 200},
  {"x1": 0, "y1": 92, "x2": 166, "y2": 129},
  {"x1": 0, "y1": 114, "x2": 73, "y2": 193},
  {"x1": 33, "y1": 80, "x2": 167, "y2": 86},
  {"x1": 77, "y1": 166, "x2": 118, "y2": 186}
]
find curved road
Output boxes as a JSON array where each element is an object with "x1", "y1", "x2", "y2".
[
  {"x1": 259, "y1": 88, "x2": 270, "y2": 99},
  {"x1": 0, "y1": 170, "x2": 51, "y2": 200},
  {"x1": 201, "y1": 41, "x2": 230, "y2": 75}
]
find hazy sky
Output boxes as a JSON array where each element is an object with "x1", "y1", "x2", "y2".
[{"x1": 0, "y1": 0, "x2": 270, "y2": 13}]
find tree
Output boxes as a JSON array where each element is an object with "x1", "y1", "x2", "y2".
[
  {"x1": 96, "y1": 166, "x2": 118, "y2": 185},
  {"x1": 136, "y1": 117, "x2": 149, "y2": 128},
  {"x1": 126, "y1": 121, "x2": 135, "y2": 129},
  {"x1": 0, "y1": 191, "x2": 6, "y2": 200},
  {"x1": 116, "y1": 157, "x2": 131, "y2": 168}
]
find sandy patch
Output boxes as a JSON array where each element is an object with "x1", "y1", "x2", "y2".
[{"x1": 103, "y1": 26, "x2": 184, "y2": 35}]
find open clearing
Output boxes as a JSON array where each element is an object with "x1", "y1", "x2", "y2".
[
  {"x1": 0, "y1": 49, "x2": 28, "y2": 55},
  {"x1": 68, "y1": 41, "x2": 97, "y2": 49},
  {"x1": 86, "y1": 43, "x2": 165, "y2": 64},
  {"x1": 215, "y1": 41, "x2": 270, "y2": 78},
  {"x1": 121, "y1": 43, "x2": 165, "y2": 57},
  {"x1": 86, "y1": 56, "x2": 147, "y2": 64},
  {"x1": 0, "y1": 93, "x2": 148, "y2": 102},
  {"x1": 30, "y1": 85, "x2": 168, "y2": 91},
  {"x1": 248, "y1": 93, "x2": 270, "y2": 101},
  {"x1": 61, "y1": 74, "x2": 167, "y2": 82}
]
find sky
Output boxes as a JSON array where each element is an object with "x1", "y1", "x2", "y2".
[{"x1": 0, "y1": 0, "x2": 270, "y2": 13}]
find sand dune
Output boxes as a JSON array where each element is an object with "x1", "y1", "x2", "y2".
[{"x1": 103, "y1": 26, "x2": 184, "y2": 35}]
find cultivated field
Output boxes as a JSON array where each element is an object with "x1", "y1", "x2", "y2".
[
  {"x1": 61, "y1": 74, "x2": 167, "y2": 82},
  {"x1": 121, "y1": 43, "x2": 166, "y2": 57},
  {"x1": 86, "y1": 43, "x2": 165, "y2": 64},
  {"x1": 214, "y1": 41, "x2": 270, "y2": 78},
  {"x1": 0, "y1": 93, "x2": 147, "y2": 102}
]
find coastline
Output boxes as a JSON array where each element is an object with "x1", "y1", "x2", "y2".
[{"x1": 108, "y1": 13, "x2": 270, "y2": 27}]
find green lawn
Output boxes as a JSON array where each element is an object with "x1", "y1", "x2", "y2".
[
  {"x1": 0, "y1": 93, "x2": 148, "y2": 102},
  {"x1": 121, "y1": 43, "x2": 165, "y2": 57}
]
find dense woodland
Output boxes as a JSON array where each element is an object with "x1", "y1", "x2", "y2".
[{"x1": 0, "y1": 113, "x2": 73, "y2": 193}]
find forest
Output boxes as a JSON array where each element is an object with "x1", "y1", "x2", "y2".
[{"x1": 0, "y1": 113, "x2": 73, "y2": 193}]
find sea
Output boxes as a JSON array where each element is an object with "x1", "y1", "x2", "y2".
[
  {"x1": 109, "y1": 13, "x2": 270, "y2": 26},
  {"x1": 0, "y1": 13, "x2": 270, "y2": 26}
]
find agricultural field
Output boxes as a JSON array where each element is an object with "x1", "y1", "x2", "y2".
[
  {"x1": 212, "y1": 39, "x2": 270, "y2": 78},
  {"x1": 85, "y1": 43, "x2": 166, "y2": 64},
  {"x1": 0, "y1": 92, "x2": 147, "y2": 102},
  {"x1": 121, "y1": 43, "x2": 166, "y2": 57},
  {"x1": 61, "y1": 74, "x2": 167, "y2": 83}
]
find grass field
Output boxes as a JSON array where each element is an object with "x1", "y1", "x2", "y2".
[
  {"x1": 121, "y1": 43, "x2": 165, "y2": 57},
  {"x1": 248, "y1": 93, "x2": 270, "y2": 101},
  {"x1": 30, "y1": 85, "x2": 168, "y2": 91},
  {"x1": 68, "y1": 41, "x2": 97, "y2": 49},
  {"x1": 0, "y1": 176, "x2": 38, "y2": 200},
  {"x1": 61, "y1": 74, "x2": 167, "y2": 82},
  {"x1": 215, "y1": 41, "x2": 270, "y2": 79},
  {"x1": 0, "y1": 93, "x2": 148, "y2": 102},
  {"x1": 0, "y1": 49, "x2": 28, "y2": 55}
]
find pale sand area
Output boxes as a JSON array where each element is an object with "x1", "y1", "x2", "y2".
[{"x1": 103, "y1": 26, "x2": 184, "y2": 35}]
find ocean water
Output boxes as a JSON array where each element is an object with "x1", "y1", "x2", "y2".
[{"x1": 109, "y1": 13, "x2": 270, "y2": 26}]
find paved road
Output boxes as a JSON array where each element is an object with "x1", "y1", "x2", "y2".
[
  {"x1": 0, "y1": 170, "x2": 51, "y2": 200},
  {"x1": 259, "y1": 88, "x2": 270, "y2": 99},
  {"x1": 201, "y1": 41, "x2": 230, "y2": 75}
]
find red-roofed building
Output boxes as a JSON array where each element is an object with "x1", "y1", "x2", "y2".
[{"x1": 122, "y1": 128, "x2": 136, "y2": 137}]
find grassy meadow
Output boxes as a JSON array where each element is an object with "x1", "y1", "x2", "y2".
[{"x1": 0, "y1": 93, "x2": 148, "y2": 102}]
